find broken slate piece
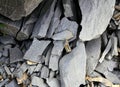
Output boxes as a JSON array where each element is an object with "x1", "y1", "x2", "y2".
[
  {"x1": 5, "y1": 79, "x2": 19, "y2": 87},
  {"x1": 34, "y1": 63, "x2": 42, "y2": 72},
  {"x1": 99, "y1": 38, "x2": 112, "y2": 63},
  {"x1": 46, "y1": 0, "x2": 62, "y2": 38},
  {"x1": 49, "y1": 41, "x2": 64, "y2": 71},
  {"x1": 86, "y1": 37, "x2": 101, "y2": 75},
  {"x1": 31, "y1": 76, "x2": 48, "y2": 87},
  {"x1": 10, "y1": 47, "x2": 23, "y2": 63},
  {"x1": 79, "y1": 0, "x2": 115, "y2": 41},
  {"x1": 54, "y1": 17, "x2": 78, "y2": 41},
  {"x1": 24, "y1": 38, "x2": 51, "y2": 63},
  {"x1": 59, "y1": 40, "x2": 86, "y2": 87},
  {"x1": 32, "y1": 0, "x2": 56, "y2": 38},
  {"x1": 41, "y1": 66, "x2": 49, "y2": 79}
]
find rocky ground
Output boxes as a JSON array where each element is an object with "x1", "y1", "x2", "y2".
[{"x1": 0, "y1": 0, "x2": 120, "y2": 87}]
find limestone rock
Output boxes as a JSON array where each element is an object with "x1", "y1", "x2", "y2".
[{"x1": 79, "y1": 0, "x2": 115, "y2": 41}]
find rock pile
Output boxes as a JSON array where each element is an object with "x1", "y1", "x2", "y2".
[{"x1": 0, "y1": 0, "x2": 120, "y2": 87}]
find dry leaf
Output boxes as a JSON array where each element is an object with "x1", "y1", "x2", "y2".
[
  {"x1": 64, "y1": 40, "x2": 71, "y2": 53},
  {"x1": 115, "y1": 5, "x2": 120, "y2": 10},
  {"x1": 16, "y1": 72, "x2": 28, "y2": 84},
  {"x1": 0, "y1": 75, "x2": 3, "y2": 82},
  {"x1": 27, "y1": 60, "x2": 37, "y2": 65},
  {"x1": 86, "y1": 76, "x2": 120, "y2": 87}
]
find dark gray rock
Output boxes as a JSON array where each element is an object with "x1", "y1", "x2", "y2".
[
  {"x1": 49, "y1": 41, "x2": 64, "y2": 71},
  {"x1": 0, "y1": 79, "x2": 9, "y2": 87},
  {"x1": 59, "y1": 40, "x2": 86, "y2": 87},
  {"x1": 0, "y1": 0, "x2": 43, "y2": 20},
  {"x1": 32, "y1": 0, "x2": 56, "y2": 38},
  {"x1": 23, "y1": 38, "x2": 51, "y2": 63},
  {"x1": 86, "y1": 37, "x2": 101, "y2": 75},
  {"x1": 2, "y1": 48, "x2": 8, "y2": 57},
  {"x1": 9, "y1": 47, "x2": 23, "y2": 63},
  {"x1": 79, "y1": 0, "x2": 115, "y2": 41}
]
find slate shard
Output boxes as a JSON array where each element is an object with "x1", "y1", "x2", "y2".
[
  {"x1": 23, "y1": 38, "x2": 51, "y2": 63},
  {"x1": 59, "y1": 40, "x2": 86, "y2": 87},
  {"x1": 79, "y1": 0, "x2": 115, "y2": 41}
]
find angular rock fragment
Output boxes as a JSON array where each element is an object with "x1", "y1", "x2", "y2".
[
  {"x1": 2, "y1": 48, "x2": 9, "y2": 57},
  {"x1": 46, "y1": 0, "x2": 62, "y2": 38},
  {"x1": 0, "y1": 79, "x2": 9, "y2": 87},
  {"x1": 34, "y1": 64, "x2": 42, "y2": 72},
  {"x1": 0, "y1": 0, "x2": 43, "y2": 20},
  {"x1": 31, "y1": 76, "x2": 48, "y2": 87},
  {"x1": 9, "y1": 47, "x2": 23, "y2": 63},
  {"x1": 59, "y1": 40, "x2": 86, "y2": 87},
  {"x1": 86, "y1": 37, "x2": 101, "y2": 75},
  {"x1": 49, "y1": 41, "x2": 64, "y2": 71},
  {"x1": 5, "y1": 79, "x2": 19, "y2": 87},
  {"x1": 24, "y1": 38, "x2": 51, "y2": 63},
  {"x1": 4, "y1": 66, "x2": 12, "y2": 76},
  {"x1": 32, "y1": 0, "x2": 56, "y2": 38},
  {"x1": 28, "y1": 65, "x2": 36, "y2": 75},
  {"x1": 79, "y1": 0, "x2": 115, "y2": 41},
  {"x1": 41, "y1": 66, "x2": 49, "y2": 79},
  {"x1": 54, "y1": 17, "x2": 78, "y2": 41},
  {"x1": 99, "y1": 38, "x2": 112, "y2": 63}
]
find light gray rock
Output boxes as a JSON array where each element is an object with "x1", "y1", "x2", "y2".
[
  {"x1": 79, "y1": 0, "x2": 115, "y2": 41},
  {"x1": 5, "y1": 80, "x2": 19, "y2": 87},
  {"x1": 28, "y1": 65, "x2": 36, "y2": 75},
  {"x1": 34, "y1": 64, "x2": 42, "y2": 72},
  {"x1": 47, "y1": 78, "x2": 60, "y2": 87},
  {"x1": 54, "y1": 17, "x2": 78, "y2": 41},
  {"x1": 99, "y1": 38, "x2": 112, "y2": 63},
  {"x1": 49, "y1": 41, "x2": 64, "y2": 71},
  {"x1": 59, "y1": 40, "x2": 86, "y2": 87},
  {"x1": 46, "y1": 0, "x2": 62, "y2": 38},
  {"x1": 41, "y1": 66, "x2": 49, "y2": 79},
  {"x1": 31, "y1": 76, "x2": 48, "y2": 87},
  {"x1": 23, "y1": 38, "x2": 51, "y2": 63},
  {"x1": 32, "y1": 0, "x2": 56, "y2": 38},
  {"x1": 0, "y1": 0, "x2": 43, "y2": 20},
  {"x1": 86, "y1": 37, "x2": 101, "y2": 75},
  {"x1": 9, "y1": 47, "x2": 23, "y2": 63}
]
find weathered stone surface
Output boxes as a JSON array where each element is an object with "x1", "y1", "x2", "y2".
[
  {"x1": 31, "y1": 76, "x2": 48, "y2": 87},
  {"x1": 32, "y1": 0, "x2": 56, "y2": 38},
  {"x1": 86, "y1": 37, "x2": 101, "y2": 75},
  {"x1": 47, "y1": 78, "x2": 60, "y2": 87},
  {"x1": 0, "y1": 0, "x2": 43, "y2": 20},
  {"x1": 5, "y1": 80, "x2": 19, "y2": 87},
  {"x1": 23, "y1": 38, "x2": 51, "y2": 63},
  {"x1": 79, "y1": 0, "x2": 115, "y2": 41},
  {"x1": 49, "y1": 41, "x2": 64, "y2": 71},
  {"x1": 10, "y1": 47, "x2": 23, "y2": 63},
  {"x1": 59, "y1": 40, "x2": 86, "y2": 87}
]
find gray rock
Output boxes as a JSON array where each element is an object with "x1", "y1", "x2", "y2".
[
  {"x1": 46, "y1": 0, "x2": 62, "y2": 38},
  {"x1": 32, "y1": 0, "x2": 56, "y2": 38},
  {"x1": 0, "y1": 0, "x2": 43, "y2": 20},
  {"x1": 34, "y1": 64, "x2": 42, "y2": 72},
  {"x1": 28, "y1": 65, "x2": 36, "y2": 75},
  {"x1": 0, "y1": 79, "x2": 9, "y2": 87},
  {"x1": 5, "y1": 80, "x2": 19, "y2": 87},
  {"x1": 49, "y1": 41, "x2": 64, "y2": 71},
  {"x1": 54, "y1": 17, "x2": 78, "y2": 41},
  {"x1": 2, "y1": 48, "x2": 8, "y2": 57},
  {"x1": 0, "y1": 36, "x2": 16, "y2": 45},
  {"x1": 0, "y1": 15, "x2": 22, "y2": 37},
  {"x1": 9, "y1": 47, "x2": 23, "y2": 63},
  {"x1": 31, "y1": 76, "x2": 48, "y2": 87},
  {"x1": 79, "y1": 0, "x2": 115, "y2": 41},
  {"x1": 41, "y1": 66, "x2": 49, "y2": 79},
  {"x1": 46, "y1": 78, "x2": 60, "y2": 87},
  {"x1": 4, "y1": 66, "x2": 12, "y2": 76},
  {"x1": 101, "y1": 31, "x2": 108, "y2": 48},
  {"x1": 23, "y1": 38, "x2": 51, "y2": 63},
  {"x1": 86, "y1": 37, "x2": 101, "y2": 75},
  {"x1": 59, "y1": 40, "x2": 86, "y2": 87},
  {"x1": 99, "y1": 38, "x2": 112, "y2": 63}
]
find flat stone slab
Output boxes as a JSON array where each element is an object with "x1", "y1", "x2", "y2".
[{"x1": 79, "y1": 0, "x2": 115, "y2": 41}]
